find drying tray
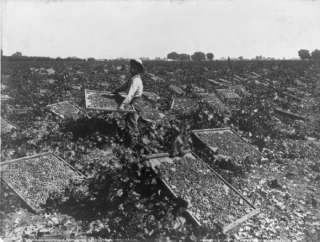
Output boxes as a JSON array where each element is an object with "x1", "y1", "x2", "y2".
[
  {"x1": 191, "y1": 127, "x2": 262, "y2": 163},
  {"x1": 197, "y1": 93, "x2": 231, "y2": 114},
  {"x1": 47, "y1": 101, "x2": 85, "y2": 119},
  {"x1": 145, "y1": 152, "x2": 259, "y2": 233},
  {"x1": 1, "y1": 117, "x2": 16, "y2": 134},
  {"x1": 169, "y1": 97, "x2": 200, "y2": 112},
  {"x1": 85, "y1": 89, "x2": 135, "y2": 113},
  {"x1": 274, "y1": 107, "x2": 306, "y2": 121},
  {"x1": 0, "y1": 152, "x2": 84, "y2": 212},
  {"x1": 169, "y1": 84, "x2": 185, "y2": 96},
  {"x1": 215, "y1": 89, "x2": 241, "y2": 101}
]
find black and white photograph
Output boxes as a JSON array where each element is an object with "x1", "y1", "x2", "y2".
[{"x1": 1, "y1": 0, "x2": 320, "y2": 241}]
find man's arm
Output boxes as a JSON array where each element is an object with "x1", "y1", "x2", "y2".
[{"x1": 119, "y1": 78, "x2": 138, "y2": 108}]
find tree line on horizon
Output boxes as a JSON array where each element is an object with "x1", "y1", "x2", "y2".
[
  {"x1": 2, "y1": 49, "x2": 320, "y2": 61},
  {"x1": 167, "y1": 49, "x2": 320, "y2": 61},
  {"x1": 298, "y1": 49, "x2": 320, "y2": 61},
  {"x1": 167, "y1": 51, "x2": 214, "y2": 61}
]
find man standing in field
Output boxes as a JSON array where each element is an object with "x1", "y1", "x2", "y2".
[{"x1": 114, "y1": 59, "x2": 144, "y2": 144}]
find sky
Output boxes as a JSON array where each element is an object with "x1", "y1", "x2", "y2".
[{"x1": 1, "y1": 0, "x2": 320, "y2": 59}]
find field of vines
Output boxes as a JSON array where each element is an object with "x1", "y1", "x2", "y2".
[{"x1": 1, "y1": 56, "x2": 320, "y2": 241}]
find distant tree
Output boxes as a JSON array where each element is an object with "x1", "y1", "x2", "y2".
[
  {"x1": 191, "y1": 52, "x2": 206, "y2": 61},
  {"x1": 178, "y1": 53, "x2": 191, "y2": 61},
  {"x1": 67, "y1": 56, "x2": 82, "y2": 61},
  {"x1": 167, "y1": 52, "x2": 179, "y2": 60},
  {"x1": 238, "y1": 56, "x2": 244, "y2": 60},
  {"x1": 206, "y1": 53, "x2": 214, "y2": 61},
  {"x1": 311, "y1": 49, "x2": 320, "y2": 61},
  {"x1": 87, "y1": 57, "x2": 95, "y2": 62},
  {"x1": 298, "y1": 49, "x2": 311, "y2": 60},
  {"x1": 12, "y1": 52, "x2": 22, "y2": 57}
]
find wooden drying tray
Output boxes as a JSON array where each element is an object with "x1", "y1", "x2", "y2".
[
  {"x1": 0, "y1": 152, "x2": 85, "y2": 213},
  {"x1": 279, "y1": 91, "x2": 303, "y2": 102},
  {"x1": 1, "y1": 94, "x2": 12, "y2": 101},
  {"x1": 197, "y1": 93, "x2": 231, "y2": 113},
  {"x1": 168, "y1": 85, "x2": 185, "y2": 96},
  {"x1": 191, "y1": 153, "x2": 260, "y2": 233},
  {"x1": 144, "y1": 152, "x2": 259, "y2": 233},
  {"x1": 215, "y1": 89, "x2": 241, "y2": 101},
  {"x1": 264, "y1": 84, "x2": 302, "y2": 102},
  {"x1": 274, "y1": 107, "x2": 306, "y2": 121},
  {"x1": 144, "y1": 152, "x2": 202, "y2": 228},
  {"x1": 84, "y1": 89, "x2": 135, "y2": 113},
  {"x1": 233, "y1": 75, "x2": 246, "y2": 82},
  {"x1": 169, "y1": 97, "x2": 200, "y2": 111},
  {"x1": 192, "y1": 127, "x2": 244, "y2": 141},
  {"x1": 8, "y1": 106, "x2": 33, "y2": 115},
  {"x1": 191, "y1": 127, "x2": 262, "y2": 158},
  {"x1": 250, "y1": 72, "x2": 261, "y2": 78},
  {"x1": 218, "y1": 78, "x2": 232, "y2": 85},
  {"x1": 47, "y1": 101, "x2": 87, "y2": 119},
  {"x1": 1, "y1": 117, "x2": 17, "y2": 134},
  {"x1": 207, "y1": 79, "x2": 230, "y2": 88},
  {"x1": 245, "y1": 73, "x2": 259, "y2": 79}
]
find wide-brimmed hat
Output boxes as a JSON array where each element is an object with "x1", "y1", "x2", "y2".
[{"x1": 130, "y1": 58, "x2": 144, "y2": 73}]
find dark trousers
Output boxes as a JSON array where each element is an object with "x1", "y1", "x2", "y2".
[
  {"x1": 125, "y1": 97, "x2": 144, "y2": 146},
  {"x1": 126, "y1": 111, "x2": 139, "y2": 133}
]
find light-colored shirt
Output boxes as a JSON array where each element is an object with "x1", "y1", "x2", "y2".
[{"x1": 122, "y1": 74, "x2": 143, "y2": 105}]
